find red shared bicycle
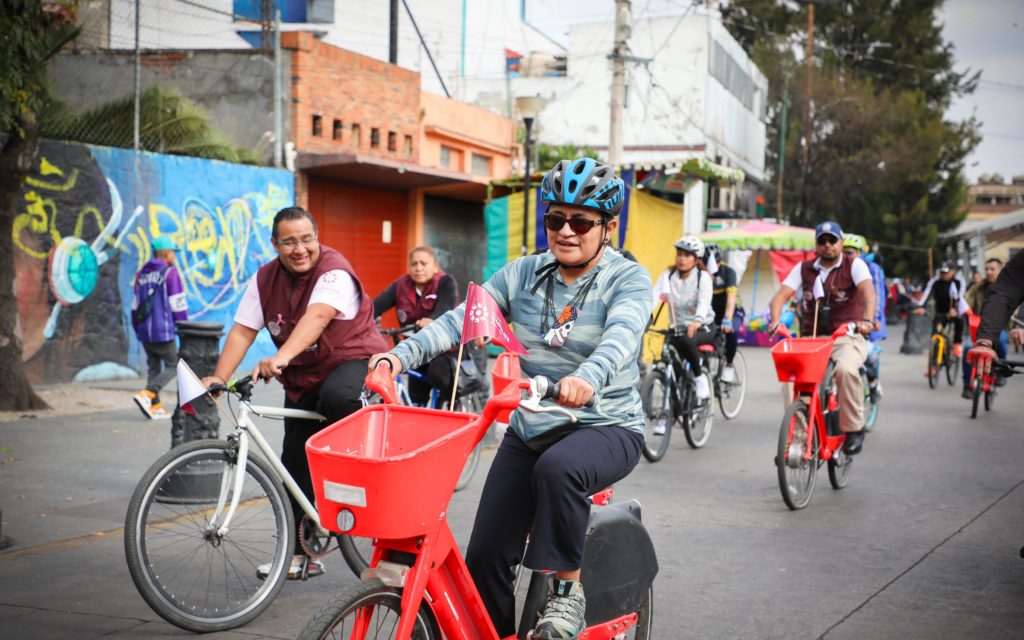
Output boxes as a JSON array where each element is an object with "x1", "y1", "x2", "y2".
[
  {"x1": 298, "y1": 364, "x2": 658, "y2": 640},
  {"x1": 771, "y1": 324, "x2": 856, "y2": 510}
]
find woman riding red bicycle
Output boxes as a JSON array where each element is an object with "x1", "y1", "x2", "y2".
[{"x1": 370, "y1": 157, "x2": 653, "y2": 639}]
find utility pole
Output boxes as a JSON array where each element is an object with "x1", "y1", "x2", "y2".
[
  {"x1": 273, "y1": 10, "x2": 282, "y2": 168},
  {"x1": 776, "y1": 79, "x2": 789, "y2": 218},
  {"x1": 389, "y1": 0, "x2": 399, "y2": 64},
  {"x1": 133, "y1": 0, "x2": 140, "y2": 151},
  {"x1": 802, "y1": 2, "x2": 814, "y2": 168},
  {"x1": 609, "y1": 0, "x2": 631, "y2": 168}
]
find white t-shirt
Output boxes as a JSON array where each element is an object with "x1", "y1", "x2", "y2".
[
  {"x1": 782, "y1": 255, "x2": 871, "y2": 298},
  {"x1": 234, "y1": 269, "x2": 360, "y2": 331}
]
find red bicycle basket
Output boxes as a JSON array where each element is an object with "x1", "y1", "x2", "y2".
[
  {"x1": 306, "y1": 404, "x2": 479, "y2": 539},
  {"x1": 770, "y1": 337, "x2": 833, "y2": 384},
  {"x1": 491, "y1": 352, "x2": 522, "y2": 423}
]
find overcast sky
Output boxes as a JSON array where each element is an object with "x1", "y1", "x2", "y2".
[{"x1": 527, "y1": 0, "x2": 1024, "y2": 184}]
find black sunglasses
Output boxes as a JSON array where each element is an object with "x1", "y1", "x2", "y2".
[
  {"x1": 816, "y1": 235, "x2": 840, "y2": 245},
  {"x1": 543, "y1": 213, "x2": 605, "y2": 235}
]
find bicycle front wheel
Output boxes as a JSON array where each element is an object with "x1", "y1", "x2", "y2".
[
  {"x1": 124, "y1": 439, "x2": 293, "y2": 633},
  {"x1": 683, "y1": 382, "x2": 714, "y2": 449},
  {"x1": 985, "y1": 387, "x2": 995, "y2": 412},
  {"x1": 776, "y1": 400, "x2": 818, "y2": 510},
  {"x1": 861, "y1": 371, "x2": 880, "y2": 432},
  {"x1": 971, "y1": 381, "x2": 981, "y2": 419},
  {"x1": 640, "y1": 368, "x2": 674, "y2": 462},
  {"x1": 719, "y1": 350, "x2": 747, "y2": 420},
  {"x1": 297, "y1": 579, "x2": 439, "y2": 640},
  {"x1": 827, "y1": 448, "x2": 853, "y2": 490},
  {"x1": 927, "y1": 339, "x2": 940, "y2": 389}
]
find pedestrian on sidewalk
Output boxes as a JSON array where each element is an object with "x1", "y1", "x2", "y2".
[{"x1": 132, "y1": 236, "x2": 188, "y2": 419}]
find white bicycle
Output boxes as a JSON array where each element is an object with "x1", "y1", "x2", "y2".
[{"x1": 124, "y1": 375, "x2": 338, "y2": 633}]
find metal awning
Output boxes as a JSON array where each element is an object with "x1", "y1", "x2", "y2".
[
  {"x1": 940, "y1": 208, "x2": 1024, "y2": 240},
  {"x1": 297, "y1": 152, "x2": 485, "y2": 191}
]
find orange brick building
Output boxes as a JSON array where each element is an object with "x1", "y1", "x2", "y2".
[{"x1": 285, "y1": 33, "x2": 516, "y2": 309}]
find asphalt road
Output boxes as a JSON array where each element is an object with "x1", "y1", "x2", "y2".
[{"x1": 1, "y1": 345, "x2": 1023, "y2": 639}]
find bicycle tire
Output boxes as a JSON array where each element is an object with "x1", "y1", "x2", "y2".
[
  {"x1": 827, "y1": 448, "x2": 853, "y2": 490},
  {"x1": 927, "y1": 339, "x2": 940, "y2": 389},
  {"x1": 971, "y1": 381, "x2": 981, "y2": 419},
  {"x1": 985, "y1": 387, "x2": 994, "y2": 412},
  {"x1": 124, "y1": 439, "x2": 293, "y2": 633},
  {"x1": 338, "y1": 534, "x2": 374, "y2": 577},
  {"x1": 640, "y1": 368, "x2": 673, "y2": 462},
  {"x1": 683, "y1": 377, "x2": 714, "y2": 449},
  {"x1": 296, "y1": 578, "x2": 439, "y2": 640},
  {"x1": 946, "y1": 354, "x2": 959, "y2": 386},
  {"x1": 719, "y1": 350, "x2": 747, "y2": 420},
  {"x1": 630, "y1": 586, "x2": 654, "y2": 640},
  {"x1": 776, "y1": 399, "x2": 818, "y2": 511},
  {"x1": 861, "y1": 370, "x2": 879, "y2": 432}
]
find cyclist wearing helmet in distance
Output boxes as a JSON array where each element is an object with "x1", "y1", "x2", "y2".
[
  {"x1": 705, "y1": 243, "x2": 741, "y2": 383},
  {"x1": 370, "y1": 158, "x2": 652, "y2": 640},
  {"x1": 653, "y1": 235, "x2": 716, "y2": 406}
]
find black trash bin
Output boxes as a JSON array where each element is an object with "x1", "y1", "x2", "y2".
[
  {"x1": 900, "y1": 312, "x2": 931, "y2": 355},
  {"x1": 159, "y1": 321, "x2": 224, "y2": 504}
]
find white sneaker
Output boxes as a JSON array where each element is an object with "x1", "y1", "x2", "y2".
[
  {"x1": 695, "y1": 374, "x2": 711, "y2": 400},
  {"x1": 652, "y1": 417, "x2": 667, "y2": 436},
  {"x1": 721, "y1": 365, "x2": 736, "y2": 383}
]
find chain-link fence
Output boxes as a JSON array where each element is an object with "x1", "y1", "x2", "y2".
[{"x1": 43, "y1": 0, "x2": 285, "y2": 165}]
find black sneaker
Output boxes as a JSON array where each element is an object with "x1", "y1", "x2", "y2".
[
  {"x1": 961, "y1": 387, "x2": 974, "y2": 399},
  {"x1": 843, "y1": 431, "x2": 865, "y2": 456},
  {"x1": 533, "y1": 579, "x2": 586, "y2": 639}
]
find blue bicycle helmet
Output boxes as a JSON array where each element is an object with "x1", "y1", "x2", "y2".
[{"x1": 540, "y1": 158, "x2": 625, "y2": 216}]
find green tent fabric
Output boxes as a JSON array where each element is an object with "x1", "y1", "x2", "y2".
[{"x1": 699, "y1": 221, "x2": 815, "y2": 251}]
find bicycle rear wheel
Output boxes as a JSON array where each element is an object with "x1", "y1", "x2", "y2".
[
  {"x1": 776, "y1": 400, "x2": 818, "y2": 510},
  {"x1": 454, "y1": 393, "x2": 484, "y2": 492},
  {"x1": 946, "y1": 354, "x2": 959, "y2": 386},
  {"x1": 861, "y1": 370, "x2": 879, "y2": 432},
  {"x1": 297, "y1": 579, "x2": 439, "y2": 640},
  {"x1": 827, "y1": 449, "x2": 853, "y2": 489},
  {"x1": 640, "y1": 368, "x2": 674, "y2": 462},
  {"x1": 971, "y1": 381, "x2": 981, "y2": 418},
  {"x1": 718, "y1": 350, "x2": 747, "y2": 419},
  {"x1": 124, "y1": 440, "x2": 293, "y2": 632},
  {"x1": 985, "y1": 387, "x2": 995, "y2": 411}
]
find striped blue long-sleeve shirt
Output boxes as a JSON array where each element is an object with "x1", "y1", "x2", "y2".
[{"x1": 390, "y1": 248, "x2": 653, "y2": 443}]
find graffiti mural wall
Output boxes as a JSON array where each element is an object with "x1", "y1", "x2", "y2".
[{"x1": 14, "y1": 140, "x2": 293, "y2": 384}]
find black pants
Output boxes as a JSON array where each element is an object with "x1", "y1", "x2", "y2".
[
  {"x1": 933, "y1": 316, "x2": 964, "y2": 344},
  {"x1": 143, "y1": 341, "x2": 178, "y2": 401},
  {"x1": 407, "y1": 354, "x2": 455, "y2": 406},
  {"x1": 282, "y1": 359, "x2": 367, "y2": 553},
  {"x1": 465, "y1": 426, "x2": 643, "y2": 637},
  {"x1": 669, "y1": 326, "x2": 716, "y2": 372}
]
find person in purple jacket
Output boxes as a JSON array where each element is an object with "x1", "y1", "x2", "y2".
[{"x1": 132, "y1": 236, "x2": 188, "y2": 419}]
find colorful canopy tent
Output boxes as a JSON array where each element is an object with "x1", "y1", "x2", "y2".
[{"x1": 699, "y1": 222, "x2": 815, "y2": 345}]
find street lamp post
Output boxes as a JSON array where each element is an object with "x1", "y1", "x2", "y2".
[{"x1": 516, "y1": 95, "x2": 546, "y2": 256}]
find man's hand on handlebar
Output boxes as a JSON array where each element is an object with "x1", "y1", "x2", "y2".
[
  {"x1": 200, "y1": 375, "x2": 227, "y2": 397},
  {"x1": 415, "y1": 317, "x2": 433, "y2": 329},
  {"x1": 255, "y1": 353, "x2": 290, "y2": 382},
  {"x1": 368, "y1": 353, "x2": 403, "y2": 376},
  {"x1": 555, "y1": 375, "x2": 595, "y2": 409},
  {"x1": 1011, "y1": 328, "x2": 1024, "y2": 347}
]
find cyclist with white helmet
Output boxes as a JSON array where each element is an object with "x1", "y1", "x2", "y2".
[
  {"x1": 653, "y1": 235, "x2": 716, "y2": 404},
  {"x1": 706, "y1": 243, "x2": 742, "y2": 383},
  {"x1": 370, "y1": 157, "x2": 652, "y2": 640}
]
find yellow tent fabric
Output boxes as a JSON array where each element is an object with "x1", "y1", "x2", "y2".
[
  {"x1": 623, "y1": 189, "x2": 685, "y2": 362},
  {"x1": 504, "y1": 190, "x2": 539, "y2": 261}
]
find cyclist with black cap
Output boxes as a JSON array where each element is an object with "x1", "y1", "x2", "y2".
[
  {"x1": 913, "y1": 261, "x2": 968, "y2": 361},
  {"x1": 369, "y1": 158, "x2": 652, "y2": 640}
]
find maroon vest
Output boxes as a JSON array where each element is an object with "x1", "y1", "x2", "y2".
[
  {"x1": 256, "y1": 245, "x2": 387, "y2": 401},
  {"x1": 798, "y1": 255, "x2": 864, "y2": 336},
  {"x1": 394, "y1": 272, "x2": 448, "y2": 325}
]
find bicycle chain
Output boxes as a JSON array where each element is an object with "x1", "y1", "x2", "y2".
[{"x1": 298, "y1": 515, "x2": 337, "y2": 558}]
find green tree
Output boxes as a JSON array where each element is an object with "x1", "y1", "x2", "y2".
[
  {"x1": 722, "y1": 0, "x2": 980, "y2": 277},
  {"x1": 0, "y1": 0, "x2": 79, "y2": 411}
]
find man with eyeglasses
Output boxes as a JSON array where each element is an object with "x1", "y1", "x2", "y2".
[
  {"x1": 202, "y1": 206, "x2": 387, "y2": 580},
  {"x1": 767, "y1": 221, "x2": 878, "y2": 455}
]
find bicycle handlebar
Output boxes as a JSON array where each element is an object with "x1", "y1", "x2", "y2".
[{"x1": 533, "y1": 376, "x2": 597, "y2": 408}]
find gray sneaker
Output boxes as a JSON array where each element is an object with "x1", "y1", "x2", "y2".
[{"x1": 534, "y1": 579, "x2": 586, "y2": 639}]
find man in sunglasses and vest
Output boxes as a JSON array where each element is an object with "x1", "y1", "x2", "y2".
[
  {"x1": 767, "y1": 221, "x2": 878, "y2": 455},
  {"x1": 202, "y1": 206, "x2": 387, "y2": 579}
]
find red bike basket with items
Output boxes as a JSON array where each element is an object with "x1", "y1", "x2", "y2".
[{"x1": 771, "y1": 336, "x2": 833, "y2": 384}]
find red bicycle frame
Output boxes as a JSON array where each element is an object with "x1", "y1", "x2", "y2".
[
  {"x1": 774, "y1": 325, "x2": 851, "y2": 463},
  {"x1": 309, "y1": 366, "x2": 640, "y2": 640}
]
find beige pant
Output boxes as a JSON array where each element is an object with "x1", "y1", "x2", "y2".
[{"x1": 781, "y1": 334, "x2": 869, "y2": 433}]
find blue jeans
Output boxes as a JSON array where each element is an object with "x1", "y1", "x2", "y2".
[{"x1": 864, "y1": 342, "x2": 882, "y2": 382}]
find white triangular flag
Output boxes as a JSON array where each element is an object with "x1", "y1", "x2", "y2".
[{"x1": 176, "y1": 359, "x2": 209, "y2": 415}]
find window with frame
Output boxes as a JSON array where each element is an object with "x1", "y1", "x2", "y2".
[
  {"x1": 311, "y1": 114, "x2": 323, "y2": 137},
  {"x1": 404, "y1": 135, "x2": 414, "y2": 158},
  {"x1": 332, "y1": 119, "x2": 343, "y2": 141},
  {"x1": 440, "y1": 145, "x2": 453, "y2": 168},
  {"x1": 351, "y1": 123, "x2": 361, "y2": 147},
  {"x1": 471, "y1": 152, "x2": 491, "y2": 176},
  {"x1": 370, "y1": 128, "x2": 380, "y2": 148},
  {"x1": 387, "y1": 131, "x2": 397, "y2": 152}
]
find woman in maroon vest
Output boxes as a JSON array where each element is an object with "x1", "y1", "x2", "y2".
[
  {"x1": 202, "y1": 207, "x2": 387, "y2": 579},
  {"x1": 373, "y1": 246, "x2": 459, "y2": 404}
]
